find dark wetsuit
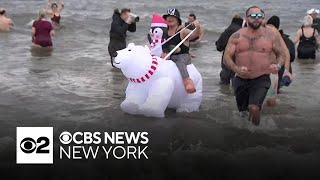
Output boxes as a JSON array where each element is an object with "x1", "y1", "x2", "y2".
[
  {"x1": 108, "y1": 11, "x2": 136, "y2": 67},
  {"x1": 166, "y1": 28, "x2": 191, "y2": 79},
  {"x1": 32, "y1": 20, "x2": 53, "y2": 47},
  {"x1": 297, "y1": 27, "x2": 317, "y2": 59},
  {"x1": 51, "y1": 14, "x2": 61, "y2": 25}
]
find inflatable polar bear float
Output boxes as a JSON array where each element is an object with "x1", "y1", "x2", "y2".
[{"x1": 113, "y1": 43, "x2": 202, "y2": 118}]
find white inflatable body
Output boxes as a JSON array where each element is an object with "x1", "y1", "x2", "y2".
[{"x1": 114, "y1": 43, "x2": 203, "y2": 118}]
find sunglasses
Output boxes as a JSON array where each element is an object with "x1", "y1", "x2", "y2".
[{"x1": 247, "y1": 13, "x2": 264, "y2": 19}]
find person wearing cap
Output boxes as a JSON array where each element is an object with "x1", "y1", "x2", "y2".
[
  {"x1": 0, "y1": 8, "x2": 14, "y2": 32},
  {"x1": 294, "y1": 15, "x2": 319, "y2": 59},
  {"x1": 163, "y1": 8, "x2": 201, "y2": 94},
  {"x1": 32, "y1": 10, "x2": 55, "y2": 48},
  {"x1": 215, "y1": 14, "x2": 243, "y2": 85},
  {"x1": 307, "y1": 8, "x2": 320, "y2": 33},
  {"x1": 108, "y1": 8, "x2": 137, "y2": 67},
  {"x1": 267, "y1": 15, "x2": 295, "y2": 92},
  {"x1": 223, "y1": 6, "x2": 291, "y2": 125}
]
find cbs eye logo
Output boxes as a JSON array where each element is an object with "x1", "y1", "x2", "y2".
[
  {"x1": 20, "y1": 137, "x2": 50, "y2": 154},
  {"x1": 59, "y1": 131, "x2": 72, "y2": 144},
  {"x1": 16, "y1": 127, "x2": 53, "y2": 164}
]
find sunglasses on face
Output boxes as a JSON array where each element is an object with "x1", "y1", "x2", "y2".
[{"x1": 247, "y1": 13, "x2": 264, "y2": 19}]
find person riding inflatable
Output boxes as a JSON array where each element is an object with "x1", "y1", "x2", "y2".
[{"x1": 112, "y1": 43, "x2": 203, "y2": 118}]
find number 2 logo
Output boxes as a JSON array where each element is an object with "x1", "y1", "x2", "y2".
[{"x1": 20, "y1": 137, "x2": 50, "y2": 154}]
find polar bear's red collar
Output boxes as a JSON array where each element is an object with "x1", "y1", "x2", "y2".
[{"x1": 128, "y1": 55, "x2": 159, "y2": 83}]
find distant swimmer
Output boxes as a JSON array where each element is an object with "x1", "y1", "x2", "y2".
[
  {"x1": 45, "y1": 0, "x2": 64, "y2": 28},
  {"x1": 32, "y1": 10, "x2": 55, "y2": 49},
  {"x1": 0, "y1": 8, "x2": 14, "y2": 32},
  {"x1": 294, "y1": 15, "x2": 320, "y2": 60},
  {"x1": 223, "y1": 6, "x2": 291, "y2": 125},
  {"x1": 185, "y1": 13, "x2": 204, "y2": 43}
]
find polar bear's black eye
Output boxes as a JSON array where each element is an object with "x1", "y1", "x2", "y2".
[{"x1": 128, "y1": 49, "x2": 131, "y2": 51}]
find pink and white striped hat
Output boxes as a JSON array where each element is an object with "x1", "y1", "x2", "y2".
[{"x1": 151, "y1": 13, "x2": 167, "y2": 28}]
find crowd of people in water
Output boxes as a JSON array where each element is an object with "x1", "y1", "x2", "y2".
[
  {"x1": 0, "y1": 1, "x2": 320, "y2": 126},
  {"x1": 215, "y1": 7, "x2": 319, "y2": 124},
  {"x1": 0, "y1": 0, "x2": 64, "y2": 49}
]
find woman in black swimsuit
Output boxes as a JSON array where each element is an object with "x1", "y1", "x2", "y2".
[
  {"x1": 294, "y1": 15, "x2": 320, "y2": 59},
  {"x1": 46, "y1": 0, "x2": 64, "y2": 28}
]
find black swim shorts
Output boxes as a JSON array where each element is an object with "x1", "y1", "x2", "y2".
[{"x1": 233, "y1": 75, "x2": 271, "y2": 112}]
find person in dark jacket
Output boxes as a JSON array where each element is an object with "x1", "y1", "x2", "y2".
[
  {"x1": 267, "y1": 15, "x2": 295, "y2": 92},
  {"x1": 108, "y1": 8, "x2": 136, "y2": 67},
  {"x1": 215, "y1": 15, "x2": 243, "y2": 85},
  {"x1": 307, "y1": 8, "x2": 320, "y2": 33}
]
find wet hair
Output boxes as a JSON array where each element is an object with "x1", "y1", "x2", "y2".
[
  {"x1": 267, "y1": 15, "x2": 280, "y2": 29},
  {"x1": 233, "y1": 14, "x2": 242, "y2": 19},
  {"x1": 231, "y1": 14, "x2": 244, "y2": 26},
  {"x1": 303, "y1": 15, "x2": 313, "y2": 27},
  {"x1": 39, "y1": 9, "x2": 46, "y2": 19},
  {"x1": 245, "y1": 6, "x2": 265, "y2": 16},
  {"x1": 51, "y1": 3, "x2": 58, "y2": 9},
  {"x1": 0, "y1": 9, "x2": 5, "y2": 15},
  {"x1": 120, "y1": 8, "x2": 131, "y2": 15},
  {"x1": 189, "y1": 13, "x2": 196, "y2": 20}
]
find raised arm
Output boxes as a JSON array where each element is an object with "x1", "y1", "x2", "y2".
[
  {"x1": 48, "y1": 0, "x2": 53, "y2": 5},
  {"x1": 182, "y1": 20, "x2": 201, "y2": 40},
  {"x1": 47, "y1": 0, "x2": 53, "y2": 10},
  {"x1": 58, "y1": 0, "x2": 64, "y2": 12},
  {"x1": 110, "y1": 14, "x2": 129, "y2": 36},
  {"x1": 45, "y1": 0, "x2": 53, "y2": 15},
  {"x1": 127, "y1": 22, "x2": 136, "y2": 32}
]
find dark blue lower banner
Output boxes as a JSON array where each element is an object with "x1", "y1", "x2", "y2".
[{"x1": 1, "y1": 111, "x2": 320, "y2": 180}]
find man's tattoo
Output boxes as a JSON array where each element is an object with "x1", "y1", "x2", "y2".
[
  {"x1": 242, "y1": 34, "x2": 264, "y2": 50},
  {"x1": 224, "y1": 32, "x2": 241, "y2": 73},
  {"x1": 232, "y1": 32, "x2": 240, "y2": 39},
  {"x1": 273, "y1": 32, "x2": 287, "y2": 65}
]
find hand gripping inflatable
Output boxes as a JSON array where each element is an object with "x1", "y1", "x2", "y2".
[{"x1": 113, "y1": 43, "x2": 203, "y2": 118}]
